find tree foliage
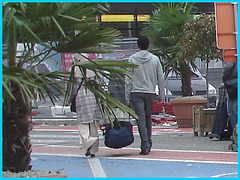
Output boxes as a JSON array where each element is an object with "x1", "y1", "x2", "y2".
[
  {"x1": 181, "y1": 14, "x2": 222, "y2": 62},
  {"x1": 144, "y1": 3, "x2": 221, "y2": 97},
  {"x1": 143, "y1": 3, "x2": 196, "y2": 96}
]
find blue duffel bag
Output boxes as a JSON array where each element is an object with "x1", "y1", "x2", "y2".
[{"x1": 102, "y1": 121, "x2": 134, "y2": 149}]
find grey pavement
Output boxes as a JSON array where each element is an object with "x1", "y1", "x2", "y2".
[{"x1": 31, "y1": 98, "x2": 234, "y2": 152}]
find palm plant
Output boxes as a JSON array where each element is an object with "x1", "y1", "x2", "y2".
[
  {"x1": 143, "y1": 3, "x2": 196, "y2": 96},
  {"x1": 3, "y1": 2, "x2": 136, "y2": 172}
]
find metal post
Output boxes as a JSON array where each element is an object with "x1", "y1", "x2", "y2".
[{"x1": 232, "y1": 2, "x2": 238, "y2": 57}]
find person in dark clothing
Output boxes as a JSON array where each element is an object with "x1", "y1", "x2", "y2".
[
  {"x1": 210, "y1": 86, "x2": 231, "y2": 140},
  {"x1": 222, "y1": 62, "x2": 238, "y2": 131},
  {"x1": 210, "y1": 62, "x2": 237, "y2": 141}
]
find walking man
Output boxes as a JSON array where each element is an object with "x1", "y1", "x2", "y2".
[{"x1": 125, "y1": 36, "x2": 165, "y2": 155}]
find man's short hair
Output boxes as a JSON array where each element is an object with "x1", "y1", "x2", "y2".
[{"x1": 137, "y1": 36, "x2": 149, "y2": 50}]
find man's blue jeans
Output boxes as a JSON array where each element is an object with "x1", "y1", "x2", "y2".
[{"x1": 130, "y1": 92, "x2": 155, "y2": 152}]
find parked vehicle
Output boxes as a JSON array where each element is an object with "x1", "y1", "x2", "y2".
[{"x1": 164, "y1": 70, "x2": 217, "y2": 107}]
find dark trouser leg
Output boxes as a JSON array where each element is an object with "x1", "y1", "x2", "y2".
[
  {"x1": 144, "y1": 94, "x2": 155, "y2": 150},
  {"x1": 227, "y1": 95, "x2": 238, "y2": 131},
  {"x1": 211, "y1": 102, "x2": 228, "y2": 136},
  {"x1": 131, "y1": 93, "x2": 155, "y2": 151}
]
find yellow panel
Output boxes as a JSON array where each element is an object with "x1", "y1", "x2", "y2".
[
  {"x1": 137, "y1": 15, "x2": 150, "y2": 22},
  {"x1": 101, "y1": 14, "x2": 150, "y2": 22},
  {"x1": 101, "y1": 15, "x2": 134, "y2": 22}
]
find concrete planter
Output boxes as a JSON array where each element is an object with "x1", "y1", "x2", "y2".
[{"x1": 170, "y1": 96, "x2": 207, "y2": 128}]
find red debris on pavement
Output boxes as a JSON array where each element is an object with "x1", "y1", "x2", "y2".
[{"x1": 152, "y1": 101, "x2": 175, "y2": 115}]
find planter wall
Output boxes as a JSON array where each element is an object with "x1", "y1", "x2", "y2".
[{"x1": 170, "y1": 97, "x2": 207, "y2": 128}]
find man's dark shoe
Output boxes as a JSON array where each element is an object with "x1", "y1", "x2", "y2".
[
  {"x1": 85, "y1": 148, "x2": 93, "y2": 157},
  {"x1": 209, "y1": 134, "x2": 221, "y2": 141},
  {"x1": 85, "y1": 150, "x2": 91, "y2": 157},
  {"x1": 85, "y1": 151, "x2": 95, "y2": 157},
  {"x1": 90, "y1": 154, "x2": 95, "y2": 158},
  {"x1": 139, "y1": 150, "x2": 149, "y2": 155}
]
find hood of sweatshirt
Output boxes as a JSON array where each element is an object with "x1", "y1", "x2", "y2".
[{"x1": 132, "y1": 50, "x2": 152, "y2": 64}]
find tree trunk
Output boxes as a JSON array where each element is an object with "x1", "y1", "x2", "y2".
[
  {"x1": 206, "y1": 61, "x2": 210, "y2": 108},
  {"x1": 180, "y1": 63, "x2": 192, "y2": 97},
  {"x1": 3, "y1": 84, "x2": 32, "y2": 172}
]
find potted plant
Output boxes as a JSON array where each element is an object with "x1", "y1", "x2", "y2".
[
  {"x1": 169, "y1": 14, "x2": 223, "y2": 128},
  {"x1": 3, "y1": 2, "x2": 137, "y2": 174}
]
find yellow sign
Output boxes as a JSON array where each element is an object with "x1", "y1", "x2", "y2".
[{"x1": 101, "y1": 14, "x2": 150, "y2": 22}]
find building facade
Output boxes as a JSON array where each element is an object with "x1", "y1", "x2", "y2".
[{"x1": 100, "y1": 3, "x2": 214, "y2": 38}]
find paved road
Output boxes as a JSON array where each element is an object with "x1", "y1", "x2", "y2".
[
  {"x1": 31, "y1": 125, "x2": 233, "y2": 151},
  {"x1": 30, "y1": 126, "x2": 238, "y2": 178}
]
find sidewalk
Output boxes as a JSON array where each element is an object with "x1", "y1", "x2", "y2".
[
  {"x1": 30, "y1": 102, "x2": 238, "y2": 178},
  {"x1": 30, "y1": 124, "x2": 238, "y2": 178}
]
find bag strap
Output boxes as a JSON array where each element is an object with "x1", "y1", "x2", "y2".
[
  {"x1": 76, "y1": 80, "x2": 83, "y2": 94},
  {"x1": 71, "y1": 80, "x2": 83, "y2": 102}
]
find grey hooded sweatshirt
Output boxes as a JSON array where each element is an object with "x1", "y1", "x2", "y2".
[{"x1": 125, "y1": 50, "x2": 165, "y2": 101}]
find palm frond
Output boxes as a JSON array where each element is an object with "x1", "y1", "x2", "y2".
[
  {"x1": 84, "y1": 80, "x2": 138, "y2": 121},
  {"x1": 3, "y1": 2, "x2": 137, "y2": 125},
  {"x1": 3, "y1": 67, "x2": 68, "y2": 106},
  {"x1": 63, "y1": 59, "x2": 137, "y2": 105}
]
